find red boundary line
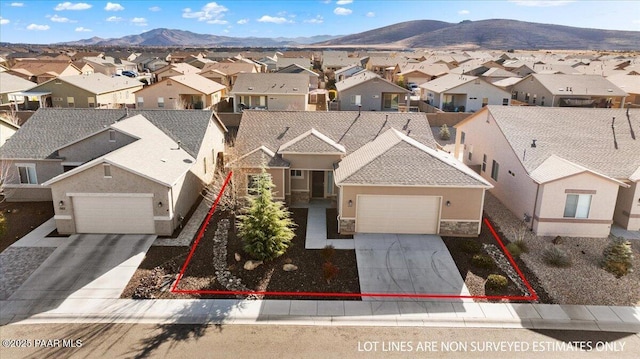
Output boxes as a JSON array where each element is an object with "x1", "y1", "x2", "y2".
[{"x1": 171, "y1": 177, "x2": 538, "y2": 301}]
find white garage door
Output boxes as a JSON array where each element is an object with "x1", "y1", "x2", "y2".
[
  {"x1": 356, "y1": 195, "x2": 441, "y2": 234},
  {"x1": 72, "y1": 195, "x2": 155, "y2": 234}
]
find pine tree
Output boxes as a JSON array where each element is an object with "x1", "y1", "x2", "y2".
[
  {"x1": 439, "y1": 124, "x2": 451, "y2": 140},
  {"x1": 236, "y1": 167, "x2": 296, "y2": 261}
]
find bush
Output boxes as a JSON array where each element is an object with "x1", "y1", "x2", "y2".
[
  {"x1": 602, "y1": 236, "x2": 634, "y2": 278},
  {"x1": 322, "y1": 262, "x2": 339, "y2": 284},
  {"x1": 506, "y1": 242, "x2": 522, "y2": 257},
  {"x1": 514, "y1": 239, "x2": 530, "y2": 253},
  {"x1": 542, "y1": 246, "x2": 571, "y2": 267},
  {"x1": 439, "y1": 124, "x2": 451, "y2": 140},
  {"x1": 321, "y1": 245, "x2": 335, "y2": 262},
  {"x1": 471, "y1": 254, "x2": 496, "y2": 269},
  {"x1": 485, "y1": 274, "x2": 508, "y2": 290},
  {"x1": 460, "y1": 240, "x2": 482, "y2": 254}
]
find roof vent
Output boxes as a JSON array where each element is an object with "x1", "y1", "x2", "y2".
[
  {"x1": 248, "y1": 87, "x2": 253, "y2": 90},
  {"x1": 293, "y1": 87, "x2": 298, "y2": 91},
  {"x1": 531, "y1": 139, "x2": 537, "y2": 148}
]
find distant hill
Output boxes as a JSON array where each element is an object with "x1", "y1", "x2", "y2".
[
  {"x1": 317, "y1": 19, "x2": 640, "y2": 50},
  {"x1": 59, "y1": 28, "x2": 342, "y2": 47}
]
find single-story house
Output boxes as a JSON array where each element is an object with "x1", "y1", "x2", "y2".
[
  {"x1": 420, "y1": 73, "x2": 512, "y2": 112},
  {"x1": 8, "y1": 59, "x2": 82, "y2": 83},
  {"x1": 511, "y1": 73, "x2": 627, "y2": 108},
  {"x1": 0, "y1": 109, "x2": 226, "y2": 236},
  {"x1": 335, "y1": 70, "x2": 410, "y2": 112},
  {"x1": 230, "y1": 73, "x2": 310, "y2": 112},
  {"x1": 230, "y1": 111, "x2": 492, "y2": 236},
  {"x1": 134, "y1": 74, "x2": 226, "y2": 110},
  {"x1": 154, "y1": 63, "x2": 201, "y2": 82},
  {"x1": 454, "y1": 106, "x2": 640, "y2": 237}
]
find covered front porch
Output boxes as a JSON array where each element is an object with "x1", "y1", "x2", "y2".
[
  {"x1": 287, "y1": 169, "x2": 337, "y2": 205},
  {"x1": 7, "y1": 91, "x2": 52, "y2": 111}
]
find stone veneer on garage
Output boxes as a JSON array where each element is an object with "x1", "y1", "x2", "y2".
[
  {"x1": 339, "y1": 218, "x2": 356, "y2": 234},
  {"x1": 291, "y1": 191, "x2": 310, "y2": 204},
  {"x1": 439, "y1": 220, "x2": 480, "y2": 237}
]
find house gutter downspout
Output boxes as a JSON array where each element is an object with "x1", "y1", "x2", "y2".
[{"x1": 531, "y1": 181, "x2": 540, "y2": 231}]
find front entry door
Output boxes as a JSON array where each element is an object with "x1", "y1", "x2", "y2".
[{"x1": 312, "y1": 171, "x2": 324, "y2": 198}]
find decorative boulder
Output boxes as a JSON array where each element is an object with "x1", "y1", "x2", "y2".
[
  {"x1": 235, "y1": 253, "x2": 242, "y2": 262},
  {"x1": 283, "y1": 264, "x2": 298, "y2": 272},
  {"x1": 244, "y1": 260, "x2": 263, "y2": 271}
]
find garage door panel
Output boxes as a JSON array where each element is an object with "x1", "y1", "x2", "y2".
[
  {"x1": 356, "y1": 195, "x2": 440, "y2": 234},
  {"x1": 73, "y1": 195, "x2": 155, "y2": 234}
]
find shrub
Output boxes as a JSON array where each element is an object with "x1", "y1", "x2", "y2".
[
  {"x1": 511, "y1": 227, "x2": 530, "y2": 253},
  {"x1": 322, "y1": 262, "x2": 339, "y2": 284},
  {"x1": 321, "y1": 245, "x2": 336, "y2": 262},
  {"x1": 460, "y1": 240, "x2": 482, "y2": 254},
  {"x1": 602, "y1": 236, "x2": 634, "y2": 278},
  {"x1": 471, "y1": 254, "x2": 496, "y2": 269},
  {"x1": 542, "y1": 246, "x2": 571, "y2": 267},
  {"x1": 439, "y1": 124, "x2": 451, "y2": 141},
  {"x1": 514, "y1": 239, "x2": 530, "y2": 253},
  {"x1": 485, "y1": 274, "x2": 508, "y2": 290},
  {"x1": 506, "y1": 242, "x2": 522, "y2": 257}
]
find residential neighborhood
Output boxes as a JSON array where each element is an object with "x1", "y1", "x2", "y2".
[{"x1": 0, "y1": 1, "x2": 639, "y2": 356}]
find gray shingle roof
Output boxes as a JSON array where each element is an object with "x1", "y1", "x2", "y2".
[
  {"x1": 335, "y1": 128, "x2": 490, "y2": 186},
  {"x1": 235, "y1": 111, "x2": 436, "y2": 157},
  {"x1": 0, "y1": 72, "x2": 36, "y2": 94},
  {"x1": 278, "y1": 129, "x2": 346, "y2": 154},
  {"x1": 31, "y1": 73, "x2": 142, "y2": 95},
  {"x1": 0, "y1": 108, "x2": 217, "y2": 159},
  {"x1": 482, "y1": 106, "x2": 640, "y2": 179},
  {"x1": 231, "y1": 146, "x2": 290, "y2": 168},
  {"x1": 230, "y1": 73, "x2": 309, "y2": 95},
  {"x1": 517, "y1": 74, "x2": 627, "y2": 96}
]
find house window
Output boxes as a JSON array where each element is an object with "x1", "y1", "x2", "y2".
[
  {"x1": 67, "y1": 97, "x2": 75, "y2": 108},
  {"x1": 290, "y1": 169, "x2": 303, "y2": 178},
  {"x1": 88, "y1": 97, "x2": 95, "y2": 108},
  {"x1": 350, "y1": 95, "x2": 361, "y2": 105},
  {"x1": 468, "y1": 148, "x2": 473, "y2": 161},
  {"x1": 158, "y1": 97, "x2": 165, "y2": 108},
  {"x1": 103, "y1": 164, "x2": 112, "y2": 178},
  {"x1": 108, "y1": 129, "x2": 116, "y2": 142},
  {"x1": 17, "y1": 164, "x2": 37, "y2": 184},
  {"x1": 541, "y1": 96, "x2": 545, "y2": 106},
  {"x1": 383, "y1": 93, "x2": 399, "y2": 109},
  {"x1": 491, "y1": 160, "x2": 499, "y2": 181},
  {"x1": 532, "y1": 94, "x2": 537, "y2": 104},
  {"x1": 137, "y1": 97, "x2": 144, "y2": 108},
  {"x1": 524, "y1": 93, "x2": 530, "y2": 102},
  {"x1": 482, "y1": 97, "x2": 488, "y2": 107},
  {"x1": 482, "y1": 154, "x2": 487, "y2": 172},
  {"x1": 502, "y1": 98, "x2": 509, "y2": 106},
  {"x1": 309, "y1": 94, "x2": 317, "y2": 104},
  {"x1": 563, "y1": 194, "x2": 592, "y2": 218}
]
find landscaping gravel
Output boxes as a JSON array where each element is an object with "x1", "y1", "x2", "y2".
[
  {"x1": 483, "y1": 192, "x2": 640, "y2": 306},
  {"x1": 0, "y1": 247, "x2": 56, "y2": 300}
]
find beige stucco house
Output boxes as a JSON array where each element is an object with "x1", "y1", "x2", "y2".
[
  {"x1": 419, "y1": 73, "x2": 511, "y2": 112},
  {"x1": 231, "y1": 111, "x2": 492, "y2": 237},
  {"x1": 0, "y1": 116, "x2": 19, "y2": 146},
  {"x1": 335, "y1": 70, "x2": 410, "y2": 112},
  {"x1": 154, "y1": 63, "x2": 201, "y2": 82},
  {"x1": 0, "y1": 108, "x2": 226, "y2": 236},
  {"x1": 134, "y1": 74, "x2": 226, "y2": 110},
  {"x1": 455, "y1": 106, "x2": 639, "y2": 237},
  {"x1": 230, "y1": 73, "x2": 310, "y2": 113}
]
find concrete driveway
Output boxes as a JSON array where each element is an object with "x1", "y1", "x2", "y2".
[
  {"x1": 355, "y1": 234, "x2": 470, "y2": 301},
  {"x1": 8, "y1": 233, "x2": 156, "y2": 303}
]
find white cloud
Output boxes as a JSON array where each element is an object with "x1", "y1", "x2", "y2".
[
  {"x1": 0, "y1": 17, "x2": 10, "y2": 25},
  {"x1": 336, "y1": 0, "x2": 353, "y2": 4},
  {"x1": 10, "y1": 2, "x2": 24, "y2": 7},
  {"x1": 207, "y1": 19, "x2": 228, "y2": 25},
  {"x1": 104, "y1": 2, "x2": 124, "y2": 11},
  {"x1": 333, "y1": 7, "x2": 352, "y2": 15},
  {"x1": 304, "y1": 15, "x2": 324, "y2": 24},
  {"x1": 54, "y1": 2, "x2": 92, "y2": 11},
  {"x1": 508, "y1": 0, "x2": 575, "y2": 7},
  {"x1": 237, "y1": 18, "x2": 249, "y2": 24},
  {"x1": 257, "y1": 15, "x2": 291, "y2": 24},
  {"x1": 149, "y1": 6, "x2": 161, "y2": 12},
  {"x1": 27, "y1": 23, "x2": 50, "y2": 30},
  {"x1": 131, "y1": 17, "x2": 147, "y2": 26},
  {"x1": 366, "y1": 12, "x2": 375, "y2": 17},
  {"x1": 75, "y1": 26, "x2": 91, "y2": 32},
  {"x1": 50, "y1": 14, "x2": 74, "y2": 23},
  {"x1": 182, "y1": 2, "x2": 228, "y2": 22},
  {"x1": 106, "y1": 16, "x2": 123, "y2": 22},
  {"x1": 458, "y1": 10, "x2": 470, "y2": 15}
]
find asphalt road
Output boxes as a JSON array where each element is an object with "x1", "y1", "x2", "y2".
[{"x1": 1, "y1": 324, "x2": 639, "y2": 359}]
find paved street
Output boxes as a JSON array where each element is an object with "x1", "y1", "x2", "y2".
[{"x1": 2, "y1": 324, "x2": 639, "y2": 359}]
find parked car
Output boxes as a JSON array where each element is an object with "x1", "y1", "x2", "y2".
[{"x1": 121, "y1": 70, "x2": 138, "y2": 78}]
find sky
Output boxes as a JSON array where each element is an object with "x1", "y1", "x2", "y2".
[{"x1": 0, "y1": 0, "x2": 638, "y2": 44}]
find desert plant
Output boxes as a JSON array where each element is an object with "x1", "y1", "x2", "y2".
[
  {"x1": 471, "y1": 254, "x2": 496, "y2": 269},
  {"x1": 236, "y1": 166, "x2": 296, "y2": 261},
  {"x1": 514, "y1": 239, "x2": 530, "y2": 253},
  {"x1": 485, "y1": 274, "x2": 508, "y2": 290},
  {"x1": 542, "y1": 246, "x2": 571, "y2": 268},
  {"x1": 322, "y1": 261, "x2": 339, "y2": 284},
  {"x1": 506, "y1": 242, "x2": 523, "y2": 257},
  {"x1": 439, "y1": 124, "x2": 451, "y2": 141},
  {"x1": 321, "y1": 244, "x2": 336, "y2": 262},
  {"x1": 602, "y1": 236, "x2": 634, "y2": 278},
  {"x1": 511, "y1": 226, "x2": 530, "y2": 253},
  {"x1": 460, "y1": 239, "x2": 482, "y2": 254}
]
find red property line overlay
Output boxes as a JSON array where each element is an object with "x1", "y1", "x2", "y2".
[{"x1": 171, "y1": 173, "x2": 538, "y2": 301}]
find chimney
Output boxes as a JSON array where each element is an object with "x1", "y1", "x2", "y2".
[{"x1": 531, "y1": 139, "x2": 537, "y2": 148}]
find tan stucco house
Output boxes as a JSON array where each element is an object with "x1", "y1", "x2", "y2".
[
  {"x1": 230, "y1": 73, "x2": 310, "y2": 113},
  {"x1": 134, "y1": 74, "x2": 226, "y2": 110},
  {"x1": 231, "y1": 111, "x2": 492, "y2": 237},
  {"x1": 419, "y1": 73, "x2": 511, "y2": 112},
  {"x1": 0, "y1": 108, "x2": 226, "y2": 235},
  {"x1": 335, "y1": 70, "x2": 410, "y2": 112},
  {"x1": 455, "y1": 106, "x2": 640, "y2": 237}
]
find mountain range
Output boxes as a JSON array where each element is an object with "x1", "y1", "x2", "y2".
[{"x1": 57, "y1": 19, "x2": 639, "y2": 50}]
